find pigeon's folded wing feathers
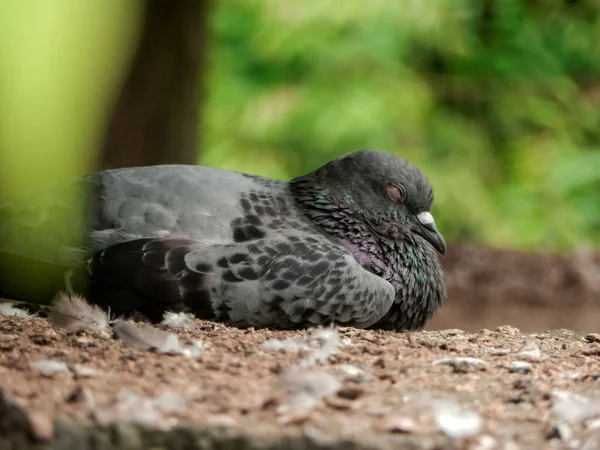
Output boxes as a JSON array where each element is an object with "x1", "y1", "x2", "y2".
[{"x1": 88, "y1": 233, "x2": 395, "y2": 329}]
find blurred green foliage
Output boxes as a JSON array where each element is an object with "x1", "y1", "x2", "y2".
[
  {"x1": 0, "y1": 0, "x2": 142, "y2": 196},
  {"x1": 203, "y1": 0, "x2": 600, "y2": 250},
  {"x1": 1, "y1": 1, "x2": 599, "y2": 251}
]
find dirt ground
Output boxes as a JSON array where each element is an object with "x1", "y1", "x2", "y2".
[
  {"x1": 1, "y1": 244, "x2": 600, "y2": 450},
  {"x1": 2, "y1": 315, "x2": 600, "y2": 450}
]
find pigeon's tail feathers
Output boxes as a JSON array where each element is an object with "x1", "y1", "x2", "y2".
[{"x1": 87, "y1": 237, "x2": 212, "y2": 322}]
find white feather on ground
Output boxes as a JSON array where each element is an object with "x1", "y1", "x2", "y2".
[
  {"x1": 278, "y1": 370, "x2": 341, "y2": 412},
  {"x1": 261, "y1": 337, "x2": 311, "y2": 351},
  {"x1": 112, "y1": 321, "x2": 178, "y2": 350},
  {"x1": 261, "y1": 326, "x2": 341, "y2": 367},
  {"x1": 49, "y1": 292, "x2": 109, "y2": 333},
  {"x1": 160, "y1": 311, "x2": 194, "y2": 330},
  {"x1": 301, "y1": 327, "x2": 341, "y2": 367},
  {"x1": 433, "y1": 402, "x2": 483, "y2": 438},
  {"x1": 93, "y1": 391, "x2": 185, "y2": 428},
  {"x1": 0, "y1": 303, "x2": 38, "y2": 319},
  {"x1": 112, "y1": 321, "x2": 203, "y2": 357}
]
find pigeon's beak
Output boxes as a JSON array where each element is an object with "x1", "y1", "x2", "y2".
[{"x1": 415, "y1": 212, "x2": 447, "y2": 255}]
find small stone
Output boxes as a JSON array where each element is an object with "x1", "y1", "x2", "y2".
[
  {"x1": 71, "y1": 337, "x2": 98, "y2": 348},
  {"x1": 377, "y1": 416, "x2": 419, "y2": 434},
  {"x1": 546, "y1": 422, "x2": 573, "y2": 441},
  {"x1": 337, "y1": 385, "x2": 365, "y2": 400},
  {"x1": 277, "y1": 410, "x2": 312, "y2": 425},
  {"x1": 31, "y1": 333, "x2": 57, "y2": 346},
  {"x1": 324, "y1": 396, "x2": 353, "y2": 410},
  {"x1": 65, "y1": 386, "x2": 94, "y2": 406},
  {"x1": 472, "y1": 434, "x2": 498, "y2": 450},
  {"x1": 73, "y1": 365, "x2": 97, "y2": 378},
  {"x1": 516, "y1": 341, "x2": 542, "y2": 362},
  {"x1": 30, "y1": 359, "x2": 69, "y2": 377},
  {"x1": 586, "y1": 418, "x2": 600, "y2": 430},
  {"x1": 338, "y1": 364, "x2": 369, "y2": 383},
  {"x1": 584, "y1": 334, "x2": 600, "y2": 343},
  {"x1": 495, "y1": 325, "x2": 520, "y2": 335},
  {"x1": 433, "y1": 357, "x2": 488, "y2": 373},
  {"x1": 442, "y1": 329, "x2": 466, "y2": 336},
  {"x1": 509, "y1": 361, "x2": 532, "y2": 374},
  {"x1": 434, "y1": 406, "x2": 483, "y2": 438},
  {"x1": 487, "y1": 348, "x2": 511, "y2": 356}
]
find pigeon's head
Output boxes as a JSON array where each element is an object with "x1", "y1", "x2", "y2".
[{"x1": 296, "y1": 150, "x2": 447, "y2": 255}]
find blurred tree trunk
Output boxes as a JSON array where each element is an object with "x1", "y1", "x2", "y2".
[{"x1": 100, "y1": 0, "x2": 210, "y2": 169}]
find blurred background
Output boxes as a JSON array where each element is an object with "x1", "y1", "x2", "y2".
[{"x1": 0, "y1": 0, "x2": 599, "y2": 331}]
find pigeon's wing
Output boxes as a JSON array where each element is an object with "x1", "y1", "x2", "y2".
[
  {"x1": 87, "y1": 232, "x2": 395, "y2": 328},
  {"x1": 0, "y1": 164, "x2": 291, "y2": 305},
  {"x1": 88, "y1": 165, "x2": 287, "y2": 253},
  {"x1": 0, "y1": 165, "x2": 286, "y2": 261}
]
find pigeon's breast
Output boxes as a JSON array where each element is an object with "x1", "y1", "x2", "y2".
[{"x1": 374, "y1": 240, "x2": 445, "y2": 330}]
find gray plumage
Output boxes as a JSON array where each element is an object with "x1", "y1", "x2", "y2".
[{"x1": 0, "y1": 150, "x2": 446, "y2": 330}]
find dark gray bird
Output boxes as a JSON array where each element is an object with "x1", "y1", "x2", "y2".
[{"x1": 0, "y1": 150, "x2": 446, "y2": 330}]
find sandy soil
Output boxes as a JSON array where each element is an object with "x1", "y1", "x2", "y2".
[{"x1": 2, "y1": 313, "x2": 600, "y2": 450}]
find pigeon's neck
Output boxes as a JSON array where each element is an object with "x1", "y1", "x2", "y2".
[{"x1": 289, "y1": 177, "x2": 390, "y2": 269}]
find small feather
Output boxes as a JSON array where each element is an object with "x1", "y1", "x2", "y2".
[
  {"x1": 301, "y1": 327, "x2": 340, "y2": 367},
  {"x1": 49, "y1": 292, "x2": 109, "y2": 333},
  {"x1": 113, "y1": 321, "x2": 175, "y2": 350},
  {"x1": 92, "y1": 390, "x2": 185, "y2": 428},
  {"x1": 112, "y1": 321, "x2": 203, "y2": 357},
  {"x1": 160, "y1": 311, "x2": 194, "y2": 330},
  {"x1": 261, "y1": 326, "x2": 341, "y2": 366},
  {"x1": 279, "y1": 370, "x2": 341, "y2": 412},
  {"x1": 0, "y1": 302, "x2": 38, "y2": 319},
  {"x1": 261, "y1": 338, "x2": 311, "y2": 351},
  {"x1": 93, "y1": 391, "x2": 159, "y2": 427}
]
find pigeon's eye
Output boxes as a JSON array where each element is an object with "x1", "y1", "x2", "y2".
[{"x1": 386, "y1": 184, "x2": 405, "y2": 203}]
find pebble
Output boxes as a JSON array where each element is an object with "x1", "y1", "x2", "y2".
[
  {"x1": 516, "y1": 341, "x2": 542, "y2": 362},
  {"x1": 509, "y1": 361, "x2": 532, "y2": 374},
  {"x1": 433, "y1": 357, "x2": 488, "y2": 373},
  {"x1": 377, "y1": 416, "x2": 419, "y2": 434},
  {"x1": 30, "y1": 359, "x2": 69, "y2": 377},
  {"x1": 546, "y1": 422, "x2": 573, "y2": 441},
  {"x1": 434, "y1": 406, "x2": 483, "y2": 438},
  {"x1": 584, "y1": 334, "x2": 600, "y2": 343}
]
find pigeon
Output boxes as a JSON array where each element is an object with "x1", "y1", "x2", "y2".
[{"x1": 0, "y1": 150, "x2": 446, "y2": 330}]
